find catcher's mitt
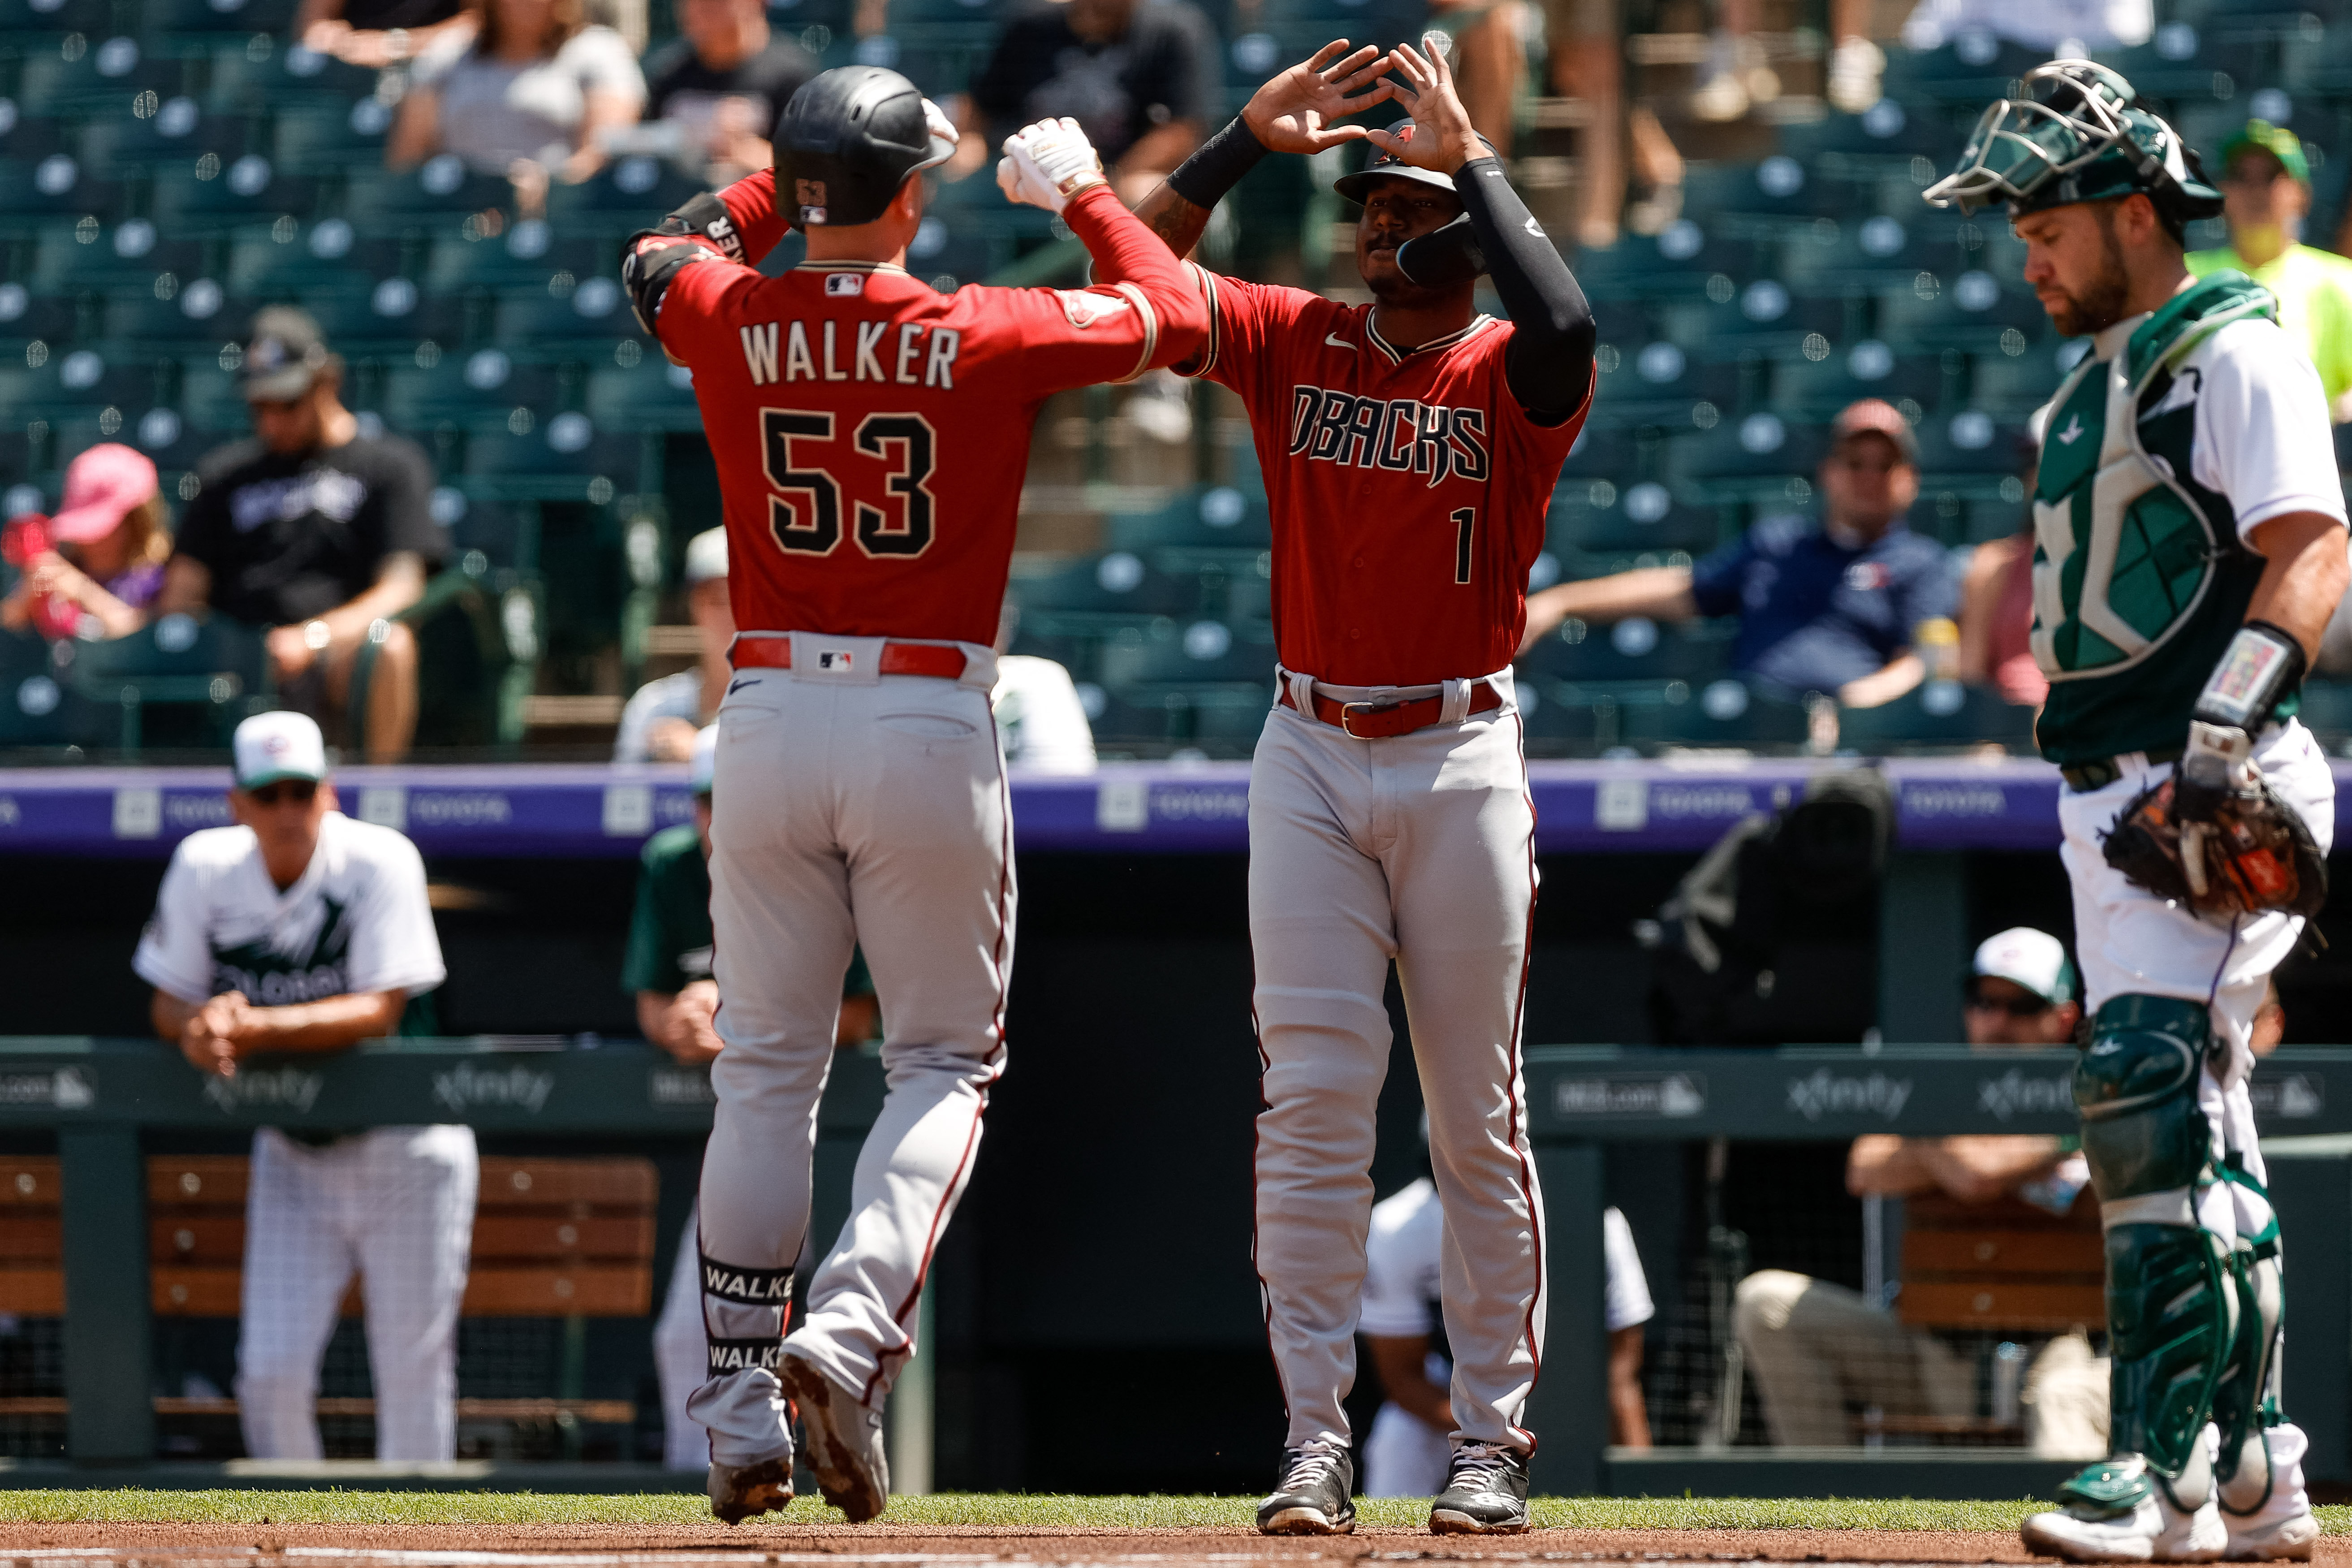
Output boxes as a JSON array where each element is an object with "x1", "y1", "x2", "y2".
[{"x1": 2102, "y1": 773, "x2": 2328, "y2": 920}]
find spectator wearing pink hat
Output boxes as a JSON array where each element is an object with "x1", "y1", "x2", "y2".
[{"x1": 0, "y1": 444, "x2": 171, "y2": 640}]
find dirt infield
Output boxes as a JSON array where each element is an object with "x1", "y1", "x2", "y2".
[{"x1": 0, "y1": 1525, "x2": 2328, "y2": 1564}]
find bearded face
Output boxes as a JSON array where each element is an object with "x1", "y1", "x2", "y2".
[{"x1": 2016, "y1": 198, "x2": 2140, "y2": 338}]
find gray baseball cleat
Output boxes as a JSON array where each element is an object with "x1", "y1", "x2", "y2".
[
  {"x1": 1256, "y1": 1440, "x2": 1355, "y2": 1534},
  {"x1": 1431, "y1": 1441, "x2": 1532, "y2": 1534},
  {"x1": 707, "y1": 1454, "x2": 794, "y2": 1525},
  {"x1": 778, "y1": 1350, "x2": 890, "y2": 1523}
]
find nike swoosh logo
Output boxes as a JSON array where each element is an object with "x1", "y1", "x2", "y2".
[
  {"x1": 1325, "y1": 333, "x2": 1354, "y2": 351},
  {"x1": 727, "y1": 677, "x2": 757, "y2": 695},
  {"x1": 1524, "y1": 216, "x2": 1543, "y2": 235}
]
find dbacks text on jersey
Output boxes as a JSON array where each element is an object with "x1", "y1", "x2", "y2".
[{"x1": 1288, "y1": 386, "x2": 1491, "y2": 486}]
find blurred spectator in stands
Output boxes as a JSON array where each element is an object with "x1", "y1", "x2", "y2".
[
  {"x1": 1522, "y1": 399, "x2": 1957, "y2": 707},
  {"x1": 389, "y1": 0, "x2": 646, "y2": 208},
  {"x1": 948, "y1": 0, "x2": 1211, "y2": 203},
  {"x1": 1899, "y1": 0, "x2": 2150, "y2": 56},
  {"x1": 296, "y1": 0, "x2": 476, "y2": 69},
  {"x1": 1424, "y1": 4, "x2": 1527, "y2": 160},
  {"x1": 1957, "y1": 440, "x2": 2047, "y2": 707},
  {"x1": 617, "y1": 527, "x2": 729, "y2": 763},
  {"x1": 640, "y1": 0, "x2": 816, "y2": 185},
  {"x1": 1360, "y1": 1158, "x2": 1651, "y2": 1494},
  {"x1": 635, "y1": 726, "x2": 881, "y2": 1468},
  {"x1": 160, "y1": 310, "x2": 443, "y2": 764},
  {"x1": 2186, "y1": 123, "x2": 2352, "y2": 422},
  {"x1": 0, "y1": 445, "x2": 171, "y2": 641},
  {"x1": 1551, "y1": 0, "x2": 1683, "y2": 245},
  {"x1": 993, "y1": 599, "x2": 1096, "y2": 773},
  {"x1": 1737, "y1": 927, "x2": 2105, "y2": 1457}
]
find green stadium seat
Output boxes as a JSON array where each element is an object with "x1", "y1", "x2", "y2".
[
  {"x1": 298, "y1": 282, "x2": 472, "y2": 350},
  {"x1": 1771, "y1": 341, "x2": 1948, "y2": 420},
  {"x1": 1519, "y1": 613, "x2": 1735, "y2": 685},
  {"x1": 495, "y1": 276, "x2": 643, "y2": 342},
  {"x1": 80, "y1": 101, "x2": 259, "y2": 170},
  {"x1": 543, "y1": 157, "x2": 706, "y2": 229},
  {"x1": 30, "y1": 218, "x2": 216, "y2": 289},
  {"x1": 584, "y1": 358, "x2": 703, "y2": 431},
  {"x1": 0, "y1": 109, "x2": 75, "y2": 164},
  {"x1": 464, "y1": 414, "x2": 650, "y2": 488},
  {"x1": 1880, "y1": 267, "x2": 2047, "y2": 355},
  {"x1": 151, "y1": 155, "x2": 321, "y2": 223},
  {"x1": 1667, "y1": 412, "x2": 1830, "y2": 505},
  {"x1": 1836, "y1": 679, "x2": 2036, "y2": 753},
  {"x1": 0, "y1": 346, "x2": 172, "y2": 411},
  {"x1": 1098, "y1": 617, "x2": 1278, "y2": 686},
  {"x1": 1587, "y1": 337, "x2": 1744, "y2": 430},
  {"x1": 16, "y1": 35, "x2": 188, "y2": 112},
  {"x1": 1666, "y1": 281, "x2": 1853, "y2": 363},
  {"x1": 70, "y1": 611, "x2": 272, "y2": 752},
  {"x1": 1966, "y1": 339, "x2": 2070, "y2": 416},
  {"x1": 0, "y1": 156, "x2": 125, "y2": 222},
  {"x1": 1105, "y1": 484, "x2": 1271, "y2": 559},
  {"x1": 1616, "y1": 673, "x2": 1815, "y2": 750},
  {"x1": 204, "y1": 39, "x2": 381, "y2": 115},
  {"x1": 1552, "y1": 480, "x2": 1722, "y2": 556},
  {"x1": 424, "y1": 219, "x2": 608, "y2": 290},
  {"x1": 1566, "y1": 220, "x2": 1763, "y2": 303},
  {"x1": 380, "y1": 351, "x2": 570, "y2": 427},
  {"x1": 101, "y1": 282, "x2": 261, "y2": 348},
  {"x1": 1912, "y1": 409, "x2": 2028, "y2": 498},
  {"x1": 341, "y1": 158, "x2": 514, "y2": 225},
  {"x1": 1010, "y1": 550, "x2": 1201, "y2": 625},
  {"x1": 0, "y1": 627, "x2": 95, "y2": 752},
  {"x1": 0, "y1": 284, "x2": 86, "y2": 349},
  {"x1": 146, "y1": 0, "x2": 298, "y2": 37},
  {"x1": 1679, "y1": 156, "x2": 1869, "y2": 229}
]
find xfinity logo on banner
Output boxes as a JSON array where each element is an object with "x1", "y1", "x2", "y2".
[
  {"x1": 1553, "y1": 1073, "x2": 1707, "y2": 1118},
  {"x1": 1977, "y1": 1067, "x2": 2076, "y2": 1122},
  {"x1": 2251, "y1": 1074, "x2": 2325, "y2": 1120},
  {"x1": 0, "y1": 1068, "x2": 93, "y2": 1110},
  {"x1": 432, "y1": 1064, "x2": 555, "y2": 1116},
  {"x1": 1785, "y1": 1068, "x2": 1912, "y2": 1122},
  {"x1": 204, "y1": 1067, "x2": 323, "y2": 1115}
]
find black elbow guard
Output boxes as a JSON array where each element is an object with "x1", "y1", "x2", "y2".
[
  {"x1": 1398, "y1": 215, "x2": 1487, "y2": 289},
  {"x1": 620, "y1": 233, "x2": 719, "y2": 341},
  {"x1": 652, "y1": 189, "x2": 745, "y2": 260}
]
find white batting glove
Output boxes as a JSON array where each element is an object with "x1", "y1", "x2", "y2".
[
  {"x1": 920, "y1": 96, "x2": 958, "y2": 155},
  {"x1": 995, "y1": 117, "x2": 1105, "y2": 213}
]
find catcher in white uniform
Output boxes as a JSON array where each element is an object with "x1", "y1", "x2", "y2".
[
  {"x1": 1929, "y1": 62, "x2": 2348, "y2": 1563},
  {"x1": 135, "y1": 710, "x2": 474, "y2": 1461}
]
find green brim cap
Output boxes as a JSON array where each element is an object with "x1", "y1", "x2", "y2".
[{"x1": 2221, "y1": 119, "x2": 2310, "y2": 186}]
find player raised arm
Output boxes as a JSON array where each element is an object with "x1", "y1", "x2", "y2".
[
  {"x1": 1128, "y1": 41, "x2": 1398, "y2": 261},
  {"x1": 1370, "y1": 39, "x2": 1596, "y2": 420}
]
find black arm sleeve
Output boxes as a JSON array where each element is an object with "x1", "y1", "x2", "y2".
[{"x1": 1452, "y1": 156, "x2": 1595, "y2": 422}]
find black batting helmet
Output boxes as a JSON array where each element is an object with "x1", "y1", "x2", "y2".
[
  {"x1": 774, "y1": 65, "x2": 955, "y2": 227},
  {"x1": 1332, "y1": 119, "x2": 1495, "y2": 203}
]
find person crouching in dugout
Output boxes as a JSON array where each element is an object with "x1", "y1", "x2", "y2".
[{"x1": 1927, "y1": 61, "x2": 2347, "y2": 1563}]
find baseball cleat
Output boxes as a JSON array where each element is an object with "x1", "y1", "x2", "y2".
[
  {"x1": 1430, "y1": 1440, "x2": 1531, "y2": 1534},
  {"x1": 777, "y1": 1350, "x2": 890, "y2": 1523},
  {"x1": 707, "y1": 1455, "x2": 794, "y2": 1525},
  {"x1": 2224, "y1": 1510, "x2": 2320, "y2": 1561},
  {"x1": 1256, "y1": 1440, "x2": 1355, "y2": 1534},
  {"x1": 2022, "y1": 1492, "x2": 2227, "y2": 1563}
]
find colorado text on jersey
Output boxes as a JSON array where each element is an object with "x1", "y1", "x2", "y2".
[{"x1": 1287, "y1": 387, "x2": 1491, "y2": 485}]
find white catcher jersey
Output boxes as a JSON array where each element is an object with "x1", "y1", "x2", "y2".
[
  {"x1": 135, "y1": 811, "x2": 446, "y2": 1005},
  {"x1": 1360, "y1": 1177, "x2": 1654, "y2": 1339}
]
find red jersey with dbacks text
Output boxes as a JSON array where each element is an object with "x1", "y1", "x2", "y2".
[
  {"x1": 652, "y1": 182, "x2": 1202, "y2": 647},
  {"x1": 1183, "y1": 272, "x2": 1588, "y2": 687}
]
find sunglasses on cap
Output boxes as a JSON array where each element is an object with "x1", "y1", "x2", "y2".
[
  {"x1": 1965, "y1": 985, "x2": 2052, "y2": 1018},
  {"x1": 246, "y1": 779, "x2": 319, "y2": 807}
]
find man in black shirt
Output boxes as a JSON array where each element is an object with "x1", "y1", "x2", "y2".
[
  {"x1": 645, "y1": 0, "x2": 818, "y2": 185},
  {"x1": 951, "y1": 0, "x2": 1212, "y2": 199},
  {"x1": 161, "y1": 309, "x2": 445, "y2": 763}
]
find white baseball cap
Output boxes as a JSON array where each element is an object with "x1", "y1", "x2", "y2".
[
  {"x1": 683, "y1": 527, "x2": 728, "y2": 586},
  {"x1": 690, "y1": 723, "x2": 718, "y2": 795},
  {"x1": 233, "y1": 710, "x2": 329, "y2": 790},
  {"x1": 1972, "y1": 927, "x2": 2075, "y2": 1006}
]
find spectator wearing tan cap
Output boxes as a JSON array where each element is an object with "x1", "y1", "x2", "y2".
[
  {"x1": 1520, "y1": 399, "x2": 1959, "y2": 706},
  {"x1": 1, "y1": 444, "x2": 172, "y2": 640},
  {"x1": 2189, "y1": 121, "x2": 2352, "y2": 420}
]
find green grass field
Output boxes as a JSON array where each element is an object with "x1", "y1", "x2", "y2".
[{"x1": 0, "y1": 1492, "x2": 2344, "y2": 1530}]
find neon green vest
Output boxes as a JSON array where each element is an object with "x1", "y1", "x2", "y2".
[{"x1": 2030, "y1": 273, "x2": 2293, "y2": 766}]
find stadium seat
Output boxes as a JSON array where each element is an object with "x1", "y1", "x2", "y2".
[
  {"x1": 1098, "y1": 617, "x2": 1279, "y2": 687},
  {"x1": 1669, "y1": 411, "x2": 1831, "y2": 505},
  {"x1": 543, "y1": 158, "x2": 707, "y2": 230},
  {"x1": 0, "y1": 108, "x2": 75, "y2": 164},
  {"x1": 495, "y1": 276, "x2": 643, "y2": 344},
  {"x1": 1553, "y1": 480, "x2": 1723, "y2": 556},
  {"x1": 1010, "y1": 550, "x2": 1201, "y2": 625},
  {"x1": 0, "y1": 346, "x2": 172, "y2": 413},
  {"x1": 1912, "y1": 408, "x2": 2029, "y2": 498},
  {"x1": 1104, "y1": 484, "x2": 1273, "y2": 562},
  {"x1": 1666, "y1": 281, "x2": 1853, "y2": 363},
  {"x1": 464, "y1": 415, "x2": 649, "y2": 489},
  {"x1": 1880, "y1": 267, "x2": 2048, "y2": 355},
  {"x1": 1568, "y1": 220, "x2": 1765, "y2": 303},
  {"x1": 271, "y1": 97, "x2": 399, "y2": 169},
  {"x1": 0, "y1": 627, "x2": 94, "y2": 752},
  {"x1": 0, "y1": 284, "x2": 86, "y2": 350},
  {"x1": 1615, "y1": 673, "x2": 1815, "y2": 750},
  {"x1": 1557, "y1": 425, "x2": 1640, "y2": 484},
  {"x1": 424, "y1": 219, "x2": 609, "y2": 291},
  {"x1": 70, "y1": 611, "x2": 272, "y2": 752},
  {"x1": 1587, "y1": 337, "x2": 1745, "y2": 430},
  {"x1": 145, "y1": 0, "x2": 299, "y2": 38},
  {"x1": 1967, "y1": 339, "x2": 2072, "y2": 417},
  {"x1": 584, "y1": 358, "x2": 704, "y2": 431},
  {"x1": 0, "y1": 156, "x2": 125, "y2": 223},
  {"x1": 1518, "y1": 614, "x2": 1736, "y2": 684},
  {"x1": 1771, "y1": 341, "x2": 1949, "y2": 421},
  {"x1": 1836, "y1": 679, "x2": 2036, "y2": 753},
  {"x1": 380, "y1": 352, "x2": 570, "y2": 428},
  {"x1": 1875, "y1": 32, "x2": 2053, "y2": 109},
  {"x1": 1679, "y1": 156, "x2": 1869, "y2": 230},
  {"x1": 203, "y1": 40, "x2": 381, "y2": 116},
  {"x1": 299, "y1": 282, "x2": 473, "y2": 351},
  {"x1": 342, "y1": 159, "x2": 515, "y2": 226}
]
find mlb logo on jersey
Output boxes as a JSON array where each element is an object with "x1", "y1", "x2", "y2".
[
  {"x1": 1844, "y1": 561, "x2": 1891, "y2": 592},
  {"x1": 817, "y1": 649, "x2": 855, "y2": 671},
  {"x1": 826, "y1": 274, "x2": 865, "y2": 297}
]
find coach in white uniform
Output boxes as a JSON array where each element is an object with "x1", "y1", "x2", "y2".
[
  {"x1": 1360, "y1": 1181, "x2": 1653, "y2": 1495},
  {"x1": 135, "y1": 711, "x2": 475, "y2": 1462}
]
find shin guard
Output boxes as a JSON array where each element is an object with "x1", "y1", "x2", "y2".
[{"x1": 2214, "y1": 1156, "x2": 2286, "y2": 1514}]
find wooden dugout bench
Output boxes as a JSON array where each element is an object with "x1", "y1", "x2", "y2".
[{"x1": 0, "y1": 1153, "x2": 656, "y2": 1427}]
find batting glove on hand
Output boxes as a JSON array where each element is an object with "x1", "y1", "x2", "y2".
[{"x1": 996, "y1": 117, "x2": 1105, "y2": 212}]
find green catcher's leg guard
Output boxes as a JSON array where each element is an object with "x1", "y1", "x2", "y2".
[
  {"x1": 2212, "y1": 1154, "x2": 2285, "y2": 1516},
  {"x1": 2066, "y1": 994, "x2": 2232, "y2": 1516}
]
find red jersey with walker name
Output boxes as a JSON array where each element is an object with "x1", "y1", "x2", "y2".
[
  {"x1": 1182, "y1": 272, "x2": 1587, "y2": 687},
  {"x1": 650, "y1": 177, "x2": 1205, "y2": 647}
]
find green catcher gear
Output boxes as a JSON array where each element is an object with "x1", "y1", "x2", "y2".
[
  {"x1": 1924, "y1": 60, "x2": 2223, "y2": 229},
  {"x1": 2074, "y1": 994, "x2": 2231, "y2": 1509},
  {"x1": 2213, "y1": 1154, "x2": 2287, "y2": 1515}
]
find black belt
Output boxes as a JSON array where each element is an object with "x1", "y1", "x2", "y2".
[{"x1": 2062, "y1": 747, "x2": 2182, "y2": 793}]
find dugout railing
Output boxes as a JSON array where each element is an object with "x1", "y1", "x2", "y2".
[{"x1": 6, "y1": 1037, "x2": 2352, "y2": 1498}]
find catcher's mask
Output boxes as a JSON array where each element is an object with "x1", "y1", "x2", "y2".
[{"x1": 1924, "y1": 60, "x2": 2223, "y2": 229}]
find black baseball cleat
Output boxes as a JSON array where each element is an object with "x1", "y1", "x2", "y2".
[
  {"x1": 1257, "y1": 1440, "x2": 1356, "y2": 1535},
  {"x1": 777, "y1": 1349, "x2": 890, "y2": 1523},
  {"x1": 707, "y1": 1454, "x2": 794, "y2": 1525},
  {"x1": 1431, "y1": 1440, "x2": 1531, "y2": 1534}
]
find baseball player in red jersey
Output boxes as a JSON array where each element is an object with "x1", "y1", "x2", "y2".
[
  {"x1": 1130, "y1": 39, "x2": 1597, "y2": 1535},
  {"x1": 619, "y1": 67, "x2": 1206, "y2": 1526}
]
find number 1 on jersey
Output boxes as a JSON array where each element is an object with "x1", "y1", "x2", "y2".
[{"x1": 1452, "y1": 507, "x2": 1475, "y2": 585}]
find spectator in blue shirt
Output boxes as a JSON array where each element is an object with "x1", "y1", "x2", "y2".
[{"x1": 1521, "y1": 399, "x2": 1957, "y2": 706}]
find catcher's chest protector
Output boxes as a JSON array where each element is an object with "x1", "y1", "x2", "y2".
[{"x1": 2031, "y1": 274, "x2": 2284, "y2": 765}]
